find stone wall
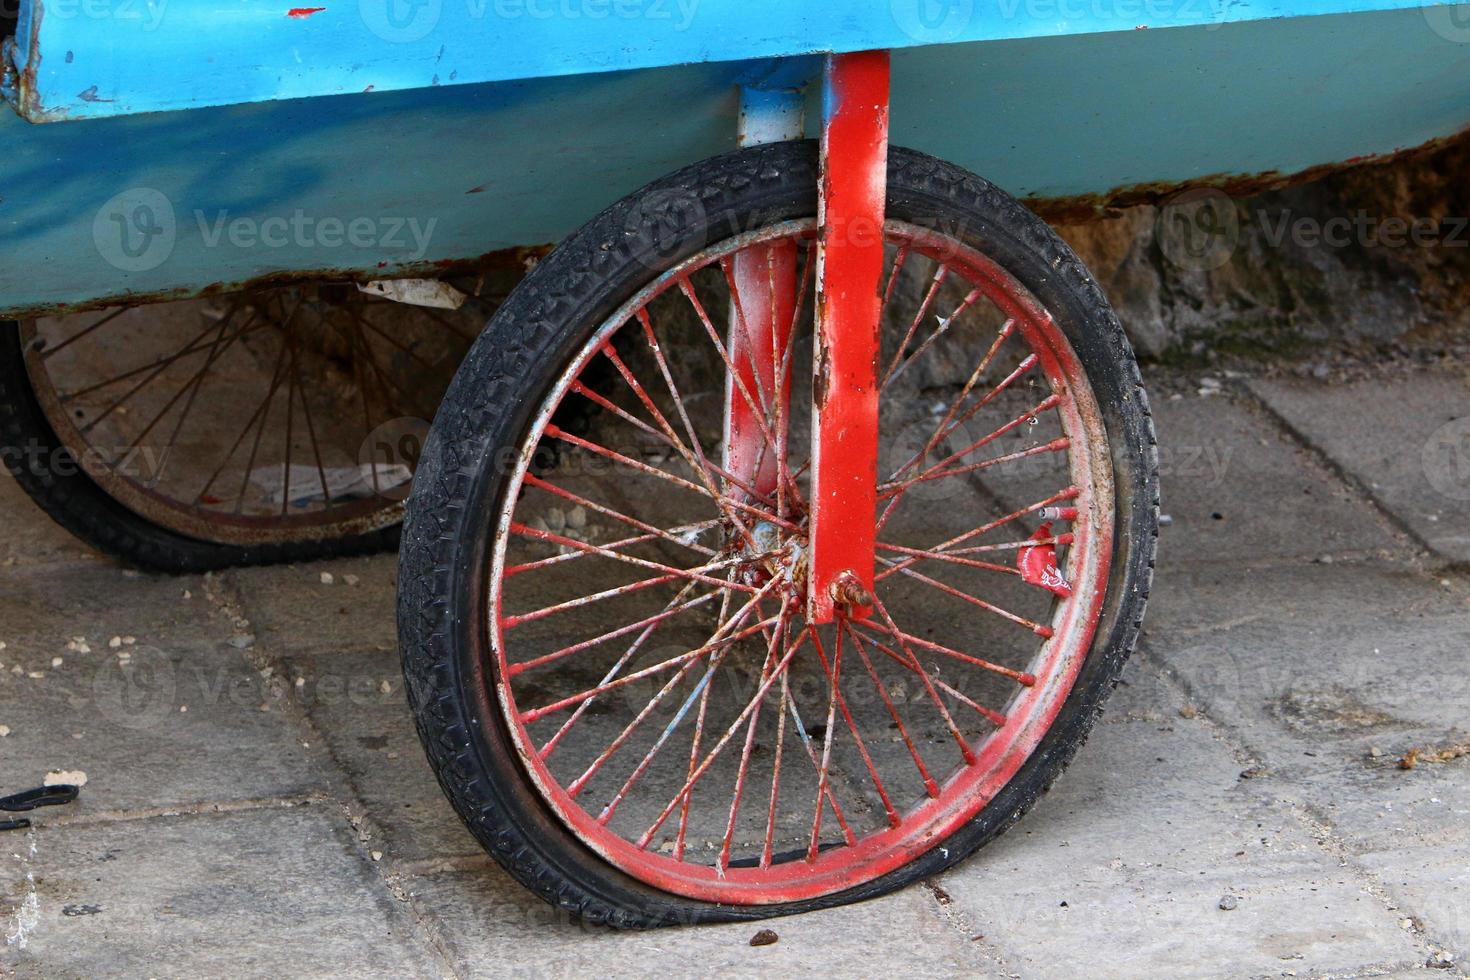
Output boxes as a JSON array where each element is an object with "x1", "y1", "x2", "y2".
[{"x1": 1053, "y1": 133, "x2": 1470, "y2": 364}]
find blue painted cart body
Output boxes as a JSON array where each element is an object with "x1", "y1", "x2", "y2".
[{"x1": 2, "y1": 0, "x2": 1469, "y2": 316}]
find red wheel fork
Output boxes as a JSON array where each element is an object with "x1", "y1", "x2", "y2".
[
  {"x1": 808, "y1": 50, "x2": 890, "y2": 624},
  {"x1": 724, "y1": 242, "x2": 797, "y2": 503}
]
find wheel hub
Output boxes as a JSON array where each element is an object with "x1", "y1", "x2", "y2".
[{"x1": 735, "y1": 519, "x2": 807, "y2": 597}]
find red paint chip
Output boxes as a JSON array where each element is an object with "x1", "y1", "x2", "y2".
[{"x1": 287, "y1": 6, "x2": 326, "y2": 17}]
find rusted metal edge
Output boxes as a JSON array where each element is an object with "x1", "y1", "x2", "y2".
[
  {"x1": 9, "y1": 127, "x2": 1466, "y2": 321},
  {"x1": 0, "y1": 244, "x2": 553, "y2": 321},
  {"x1": 1, "y1": 0, "x2": 53, "y2": 121},
  {"x1": 1025, "y1": 127, "x2": 1470, "y2": 225}
]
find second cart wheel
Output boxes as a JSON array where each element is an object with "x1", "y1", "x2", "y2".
[
  {"x1": 0, "y1": 282, "x2": 490, "y2": 572},
  {"x1": 399, "y1": 141, "x2": 1159, "y2": 926}
]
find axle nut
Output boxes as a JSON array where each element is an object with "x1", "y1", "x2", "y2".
[{"x1": 830, "y1": 571, "x2": 875, "y2": 609}]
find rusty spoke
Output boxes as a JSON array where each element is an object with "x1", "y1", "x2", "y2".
[
  {"x1": 876, "y1": 392, "x2": 1063, "y2": 529},
  {"x1": 520, "y1": 611, "x2": 782, "y2": 724},
  {"x1": 582, "y1": 579, "x2": 785, "y2": 816},
  {"x1": 880, "y1": 264, "x2": 949, "y2": 391},
  {"x1": 841, "y1": 620, "x2": 941, "y2": 797},
  {"x1": 882, "y1": 286, "x2": 985, "y2": 394},
  {"x1": 38, "y1": 306, "x2": 128, "y2": 360},
  {"x1": 538, "y1": 579, "x2": 710, "y2": 762}
]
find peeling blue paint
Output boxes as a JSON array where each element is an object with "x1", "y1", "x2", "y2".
[
  {"x1": 3, "y1": 0, "x2": 1467, "y2": 122},
  {"x1": 0, "y1": 5, "x2": 1468, "y2": 316}
]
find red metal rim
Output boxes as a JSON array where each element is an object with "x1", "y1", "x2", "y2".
[{"x1": 487, "y1": 220, "x2": 1115, "y2": 905}]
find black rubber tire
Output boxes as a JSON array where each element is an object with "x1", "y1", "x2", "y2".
[
  {"x1": 0, "y1": 322, "x2": 401, "y2": 573},
  {"x1": 398, "y1": 141, "x2": 1160, "y2": 928}
]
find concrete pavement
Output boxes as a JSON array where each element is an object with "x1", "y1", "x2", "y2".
[{"x1": 2, "y1": 360, "x2": 1468, "y2": 979}]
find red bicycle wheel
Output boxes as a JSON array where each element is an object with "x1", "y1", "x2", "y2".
[{"x1": 400, "y1": 142, "x2": 1158, "y2": 925}]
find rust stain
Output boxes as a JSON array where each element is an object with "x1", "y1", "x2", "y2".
[
  {"x1": 0, "y1": 244, "x2": 551, "y2": 321},
  {"x1": 8, "y1": 0, "x2": 48, "y2": 120},
  {"x1": 1025, "y1": 128, "x2": 1470, "y2": 224},
  {"x1": 1399, "y1": 737, "x2": 1470, "y2": 770},
  {"x1": 811, "y1": 312, "x2": 830, "y2": 410}
]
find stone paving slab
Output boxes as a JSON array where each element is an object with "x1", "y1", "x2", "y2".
[
  {"x1": 1149, "y1": 393, "x2": 1405, "y2": 565},
  {"x1": 933, "y1": 660, "x2": 1426, "y2": 979},
  {"x1": 228, "y1": 556, "x2": 400, "y2": 658},
  {"x1": 1358, "y1": 843, "x2": 1470, "y2": 962},
  {"x1": 0, "y1": 564, "x2": 334, "y2": 813},
  {"x1": 0, "y1": 471, "x2": 96, "y2": 569},
  {"x1": 406, "y1": 865, "x2": 989, "y2": 979},
  {"x1": 1248, "y1": 371, "x2": 1470, "y2": 563},
  {"x1": 1, "y1": 806, "x2": 441, "y2": 978},
  {"x1": 4, "y1": 367, "x2": 1469, "y2": 977},
  {"x1": 1144, "y1": 560, "x2": 1470, "y2": 854},
  {"x1": 282, "y1": 644, "x2": 482, "y2": 865}
]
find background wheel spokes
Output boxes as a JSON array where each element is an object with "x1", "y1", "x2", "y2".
[{"x1": 23, "y1": 280, "x2": 487, "y2": 544}]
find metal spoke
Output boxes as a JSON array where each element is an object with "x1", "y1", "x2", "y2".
[
  {"x1": 875, "y1": 486, "x2": 1080, "y2": 582},
  {"x1": 846, "y1": 625, "x2": 1007, "y2": 727},
  {"x1": 876, "y1": 391, "x2": 1062, "y2": 530},
  {"x1": 505, "y1": 518, "x2": 722, "y2": 578},
  {"x1": 882, "y1": 285, "x2": 984, "y2": 394},
  {"x1": 509, "y1": 588, "x2": 723, "y2": 677},
  {"x1": 538, "y1": 579, "x2": 709, "y2": 761},
  {"x1": 808, "y1": 622, "x2": 902, "y2": 832},
  {"x1": 840, "y1": 619, "x2": 940, "y2": 797},
  {"x1": 634, "y1": 632, "x2": 806, "y2": 850},
  {"x1": 128, "y1": 304, "x2": 245, "y2": 481},
  {"x1": 880, "y1": 264, "x2": 949, "y2": 391},
  {"x1": 855, "y1": 612, "x2": 1039, "y2": 684},
  {"x1": 76, "y1": 316, "x2": 238, "y2": 434},
  {"x1": 38, "y1": 307, "x2": 127, "y2": 360},
  {"x1": 521, "y1": 473, "x2": 719, "y2": 559},
  {"x1": 884, "y1": 322, "x2": 1019, "y2": 484},
  {"x1": 879, "y1": 438, "x2": 1070, "y2": 500},
  {"x1": 718, "y1": 596, "x2": 797, "y2": 869},
  {"x1": 482, "y1": 224, "x2": 1117, "y2": 900},
  {"x1": 628, "y1": 310, "x2": 769, "y2": 550},
  {"x1": 520, "y1": 612, "x2": 782, "y2": 723}
]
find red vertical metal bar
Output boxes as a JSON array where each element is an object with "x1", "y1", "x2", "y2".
[
  {"x1": 724, "y1": 242, "x2": 797, "y2": 500},
  {"x1": 723, "y1": 83, "x2": 804, "y2": 504},
  {"x1": 808, "y1": 50, "x2": 889, "y2": 624}
]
